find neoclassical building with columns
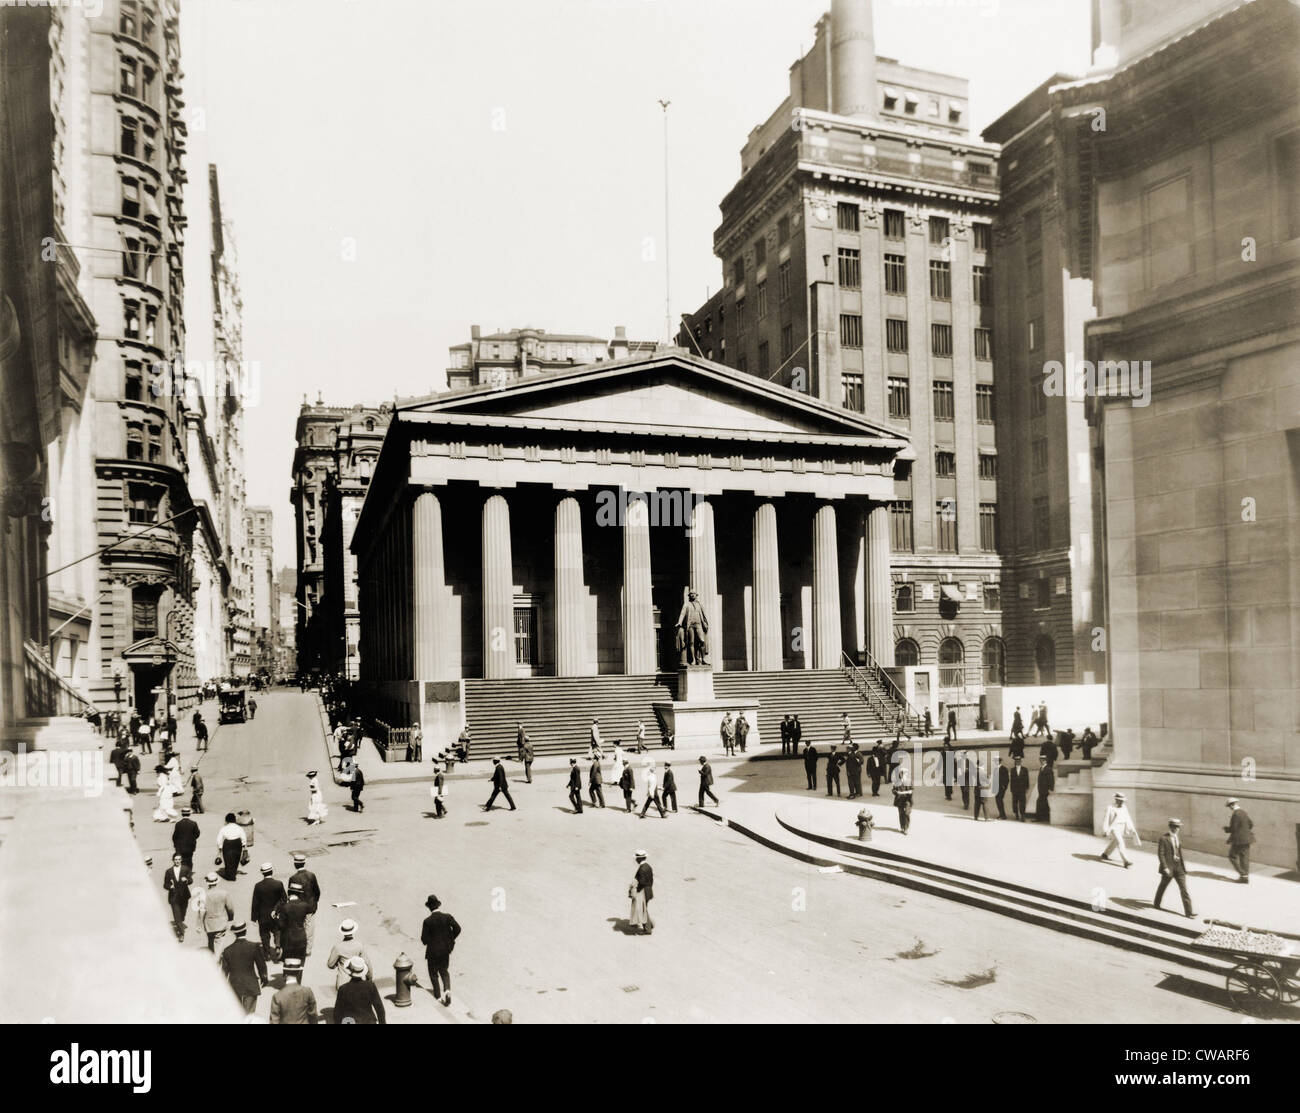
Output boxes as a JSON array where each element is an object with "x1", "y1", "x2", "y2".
[{"x1": 352, "y1": 351, "x2": 912, "y2": 747}]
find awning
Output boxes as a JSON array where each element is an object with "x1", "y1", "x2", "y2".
[{"x1": 940, "y1": 584, "x2": 963, "y2": 603}]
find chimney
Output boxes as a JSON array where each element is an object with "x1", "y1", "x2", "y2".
[
  {"x1": 471, "y1": 325, "x2": 481, "y2": 340},
  {"x1": 611, "y1": 326, "x2": 629, "y2": 360},
  {"x1": 830, "y1": 0, "x2": 877, "y2": 119}
]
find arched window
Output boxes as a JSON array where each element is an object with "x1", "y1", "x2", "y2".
[
  {"x1": 982, "y1": 637, "x2": 1005, "y2": 686},
  {"x1": 895, "y1": 638, "x2": 920, "y2": 667},
  {"x1": 939, "y1": 637, "x2": 965, "y2": 689},
  {"x1": 1034, "y1": 636, "x2": 1056, "y2": 686},
  {"x1": 895, "y1": 584, "x2": 914, "y2": 613}
]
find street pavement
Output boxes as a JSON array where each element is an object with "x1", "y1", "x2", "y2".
[{"x1": 124, "y1": 689, "x2": 1287, "y2": 1023}]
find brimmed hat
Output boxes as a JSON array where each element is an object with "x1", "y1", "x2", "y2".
[
  {"x1": 634, "y1": 850, "x2": 647, "y2": 860},
  {"x1": 425, "y1": 894, "x2": 441, "y2": 910},
  {"x1": 339, "y1": 919, "x2": 357, "y2": 935},
  {"x1": 283, "y1": 957, "x2": 304, "y2": 972},
  {"x1": 1168, "y1": 817, "x2": 1183, "y2": 827},
  {"x1": 1225, "y1": 797, "x2": 1239, "y2": 806},
  {"x1": 1113, "y1": 793, "x2": 1125, "y2": 801},
  {"x1": 346, "y1": 956, "x2": 367, "y2": 976},
  {"x1": 260, "y1": 862, "x2": 273, "y2": 875},
  {"x1": 288, "y1": 881, "x2": 304, "y2": 893},
  {"x1": 292, "y1": 853, "x2": 306, "y2": 865},
  {"x1": 205, "y1": 872, "x2": 219, "y2": 884},
  {"x1": 180, "y1": 807, "x2": 191, "y2": 815},
  {"x1": 232, "y1": 921, "x2": 248, "y2": 936},
  {"x1": 306, "y1": 770, "x2": 318, "y2": 778}
]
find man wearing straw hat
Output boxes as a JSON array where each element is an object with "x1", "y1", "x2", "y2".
[{"x1": 1099, "y1": 792, "x2": 1139, "y2": 868}]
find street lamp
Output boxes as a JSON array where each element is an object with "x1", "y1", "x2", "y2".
[{"x1": 162, "y1": 608, "x2": 176, "y2": 724}]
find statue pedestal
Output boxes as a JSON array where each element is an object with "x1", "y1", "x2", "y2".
[
  {"x1": 652, "y1": 666, "x2": 761, "y2": 753},
  {"x1": 678, "y1": 666, "x2": 714, "y2": 703}
]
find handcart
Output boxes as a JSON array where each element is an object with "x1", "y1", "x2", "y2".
[{"x1": 1192, "y1": 922, "x2": 1299, "y2": 1015}]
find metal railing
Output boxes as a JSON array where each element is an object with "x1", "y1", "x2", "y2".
[
  {"x1": 23, "y1": 640, "x2": 94, "y2": 718},
  {"x1": 845, "y1": 649, "x2": 925, "y2": 734},
  {"x1": 375, "y1": 719, "x2": 420, "y2": 761}
]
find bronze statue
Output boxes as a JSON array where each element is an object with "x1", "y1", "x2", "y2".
[{"x1": 676, "y1": 589, "x2": 709, "y2": 666}]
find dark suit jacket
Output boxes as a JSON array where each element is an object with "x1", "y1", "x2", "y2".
[
  {"x1": 567, "y1": 766, "x2": 582, "y2": 790},
  {"x1": 803, "y1": 745, "x2": 818, "y2": 768},
  {"x1": 662, "y1": 769, "x2": 676, "y2": 792},
  {"x1": 589, "y1": 761, "x2": 603, "y2": 785},
  {"x1": 697, "y1": 762, "x2": 713, "y2": 786},
  {"x1": 1037, "y1": 767, "x2": 1055, "y2": 795},
  {"x1": 251, "y1": 877, "x2": 287, "y2": 926},
  {"x1": 635, "y1": 861, "x2": 654, "y2": 900},
  {"x1": 333, "y1": 978, "x2": 385, "y2": 1024},
  {"x1": 1009, "y1": 766, "x2": 1030, "y2": 795},
  {"x1": 735, "y1": 718, "x2": 749, "y2": 740},
  {"x1": 275, "y1": 897, "x2": 317, "y2": 951},
  {"x1": 289, "y1": 869, "x2": 321, "y2": 903},
  {"x1": 164, "y1": 866, "x2": 191, "y2": 908},
  {"x1": 1157, "y1": 833, "x2": 1186, "y2": 876},
  {"x1": 171, "y1": 818, "x2": 199, "y2": 854},
  {"x1": 421, "y1": 910, "x2": 462, "y2": 959},
  {"x1": 491, "y1": 765, "x2": 508, "y2": 790},
  {"x1": 1227, "y1": 810, "x2": 1255, "y2": 847},
  {"x1": 996, "y1": 765, "x2": 1010, "y2": 793},
  {"x1": 791, "y1": 722, "x2": 802, "y2": 744},
  {"x1": 220, "y1": 938, "x2": 268, "y2": 997}
]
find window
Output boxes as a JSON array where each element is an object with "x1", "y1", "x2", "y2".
[
  {"x1": 837, "y1": 247, "x2": 861, "y2": 289},
  {"x1": 132, "y1": 587, "x2": 159, "y2": 642},
  {"x1": 143, "y1": 305, "x2": 158, "y2": 346},
  {"x1": 1028, "y1": 317, "x2": 1042, "y2": 351},
  {"x1": 754, "y1": 236, "x2": 767, "y2": 266},
  {"x1": 840, "y1": 314, "x2": 863, "y2": 349},
  {"x1": 1277, "y1": 133, "x2": 1300, "y2": 240},
  {"x1": 513, "y1": 606, "x2": 538, "y2": 666},
  {"x1": 736, "y1": 298, "x2": 746, "y2": 338},
  {"x1": 1033, "y1": 496, "x2": 1050, "y2": 549},
  {"x1": 1030, "y1": 377, "x2": 1047, "y2": 417},
  {"x1": 885, "y1": 318, "x2": 908, "y2": 353},
  {"x1": 928, "y1": 98, "x2": 940, "y2": 118},
  {"x1": 939, "y1": 637, "x2": 964, "y2": 689},
  {"x1": 1037, "y1": 578, "x2": 1052, "y2": 609},
  {"x1": 888, "y1": 377, "x2": 910, "y2": 420},
  {"x1": 896, "y1": 584, "x2": 915, "y2": 613},
  {"x1": 780, "y1": 324, "x2": 794, "y2": 361},
  {"x1": 983, "y1": 584, "x2": 1001, "y2": 611},
  {"x1": 982, "y1": 638, "x2": 1005, "y2": 685},
  {"x1": 973, "y1": 265, "x2": 991, "y2": 305},
  {"x1": 929, "y1": 260, "x2": 951, "y2": 299},
  {"x1": 779, "y1": 260, "x2": 791, "y2": 303},
  {"x1": 936, "y1": 501, "x2": 958, "y2": 551},
  {"x1": 758, "y1": 341, "x2": 770, "y2": 376},
  {"x1": 933, "y1": 380, "x2": 954, "y2": 421},
  {"x1": 1034, "y1": 635, "x2": 1057, "y2": 685},
  {"x1": 895, "y1": 638, "x2": 920, "y2": 667},
  {"x1": 124, "y1": 360, "x2": 144, "y2": 401},
  {"x1": 1032, "y1": 438, "x2": 1049, "y2": 473},
  {"x1": 890, "y1": 501, "x2": 914, "y2": 552},
  {"x1": 837, "y1": 202, "x2": 860, "y2": 232},
  {"x1": 777, "y1": 214, "x2": 790, "y2": 244},
  {"x1": 122, "y1": 237, "x2": 141, "y2": 279},
  {"x1": 974, "y1": 328, "x2": 993, "y2": 361},
  {"x1": 841, "y1": 372, "x2": 863, "y2": 412},
  {"x1": 931, "y1": 323, "x2": 953, "y2": 357},
  {"x1": 884, "y1": 253, "x2": 907, "y2": 294},
  {"x1": 122, "y1": 178, "x2": 140, "y2": 219},
  {"x1": 128, "y1": 483, "x2": 160, "y2": 524},
  {"x1": 929, "y1": 216, "x2": 950, "y2": 245},
  {"x1": 973, "y1": 223, "x2": 991, "y2": 252},
  {"x1": 978, "y1": 453, "x2": 997, "y2": 480},
  {"x1": 120, "y1": 116, "x2": 138, "y2": 158},
  {"x1": 141, "y1": 65, "x2": 155, "y2": 104},
  {"x1": 884, "y1": 209, "x2": 905, "y2": 239},
  {"x1": 1026, "y1": 252, "x2": 1043, "y2": 294},
  {"x1": 935, "y1": 450, "x2": 956, "y2": 478},
  {"x1": 126, "y1": 422, "x2": 144, "y2": 460},
  {"x1": 979, "y1": 503, "x2": 998, "y2": 551},
  {"x1": 124, "y1": 300, "x2": 141, "y2": 340},
  {"x1": 120, "y1": 58, "x2": 138, "y2": 97},
  {"x1": 120, "y1": 1, "x2": 139, "y2": 36},
  {"x1": 756, "y1": 280, "x2": 768, "y2": 318},
  {"x1": 732, "y1": 256, "x2": 744, "y2": 286},
  {"x1": 147, "y1": 424, "x2": 162, "y2": 463}
]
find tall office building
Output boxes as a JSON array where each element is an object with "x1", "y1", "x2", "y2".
[
  {"x1": 446, "y1": 325, "x2": 657, "y2": 392},
  {"x1": 680, "y1": 0, "x2": 1004, "y2": 720},
  {"x1": 246, "y1": 505, "x2": 275, "y2": 673}
]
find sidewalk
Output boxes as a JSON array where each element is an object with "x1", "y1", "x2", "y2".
[{"x1": 709, "y1": 761, "x2": 1299, "y2": 938}]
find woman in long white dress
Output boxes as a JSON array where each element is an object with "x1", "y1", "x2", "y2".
[
  {"x1": 610, "y1": 744, "x2": 625, "y2": 788},
  {"x1": 306, "y1": 770, "x2": 328, "y2": 825},
  {"x1": 152, "y1": 769, "x2": 178, "y2": 822}
]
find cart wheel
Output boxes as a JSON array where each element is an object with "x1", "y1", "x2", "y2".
[
  {"x1": 1261, "y1": 961, "x2": 1300, "y2": 1005},
  {"x1": 1226, "y1": 961, "x2": 1280, "y2": 1015}
]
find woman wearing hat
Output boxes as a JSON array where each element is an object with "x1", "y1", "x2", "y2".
[
  {"x1": 1099, "y1": 792, "x2": 1139, "y2": 868},
  {"x1": 628, "y1": 852, "x2": 654, "y2": 935},
  {"x1": 306, "y1": 770, "x2": 328, "y2": 825}
]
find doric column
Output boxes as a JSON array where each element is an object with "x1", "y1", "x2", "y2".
[
  {"x1": 812, "y1": 502, "x2": 842, "y2": 668},
  {"x1": 481, "y1": 492, "x2": 515, "y2": 679},
  {"x1": 867, "y1": 503, "x2": 894, "y2": 666},
  {"x1": 622, "y1": 494, "x2": 655, "y2": 674},
  {"x1": 752, "y1": 500, "x2": 782, "y2": 670},
  {"x1": 554, "y1": 495, "x2": 587, "y2": 676},
  {"x1": 688, "y1": 497, "x2": 720, "y2": 669},
  {"x1": 412, "y1": 491, "x2": 447, "y2": 680}
]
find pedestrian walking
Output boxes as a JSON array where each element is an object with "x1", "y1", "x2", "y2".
[
  {"x1": 945, "y1": 708, "x2": 957, "y2": 742},
  {"x1": 138, "y1": 716, "x2": 153, "y2": 754},
  {"x1": 1010, "y1": 707, "x2": 1025, "y2": 742},
  {"x1": 628, "y1": 851, "x2": 654, "y2": 935},
  {"x1": 410, "y1": 723, "x2": 423, "y2": 763},
  {"x1": 275, "y1": 881, "x2": 315, "y2": 964},
  {"x1": 635, "y1": 720, "x2": 647, "y2": 753},
  {"x1": 192, "y1": 714, "x2": 207, "y2": 750},
  {"x1": 251, "y1": 862, "x2": 286, "y2": 961},
  {"x1": 189, "y1": 769, "x2": 205, "y2": 814},
  {"x1": 892, "y1": 762, "x2": 913, "y2": 835},
  {"x1": 333, "y1": 957, "x2": 386, "y2": 1024},
  {"x1": 289, "y1": 853, "x2": 321, "y2": 956},
  {"x1": 1153, "y1": 818, "x2": 1196, "y2": 918},
  {"x1": 199, "y1": 873, "x2": 235, "y2": 952},
  {"x1": 248, "y1": 697, "x2": 257, "y2": 721},
  {"x1": 567, "y1": 758, "x2": 584, "y2": 814},
  {"x1": 994, "y1": 754, "x2": 1010, "y2": 819},
  {"x1": 522, "y1": 736, "x2": 534, "y2": 784},
  {"x1": 307, "y1": 770, "x2": 329, "y2": 824},
  {"x1": 662, "y1": 763, "x2": 677, "y2": 813},
  {"x1": 588, "y1": 754, "x2": 606, "y2": 808},
  {"x1": 970, "y1": 755, "x2": 989, "y2": 821},
  {"x1": 697, "y1": 754, "x2": 718, "y2": 807},
  {"x1": 589, "y1": 717, "x2": 603, "y2": 759},
  {"x1": 350, "y1": 763, "x2": 365, "y2": 812},
  {"x1": 610, "y1": 741, "x2": 625, "y2": 787},
  {"x1": 163, "y1": 854, "x2": 192, "y2": 942},
  {"x1": 841, "y1": 712, "x2": 852, "y2": 745},
  {"x1": 720, "y1": 712, "x2": 735, "y2": 756},
  {"x1": 941, "y1": 739, "x2": 956, "y2": 801},
  {"x1": 483, "y1": 757, "x2": 517, "y2": 811},
  {"x1": 269, "y1": 957, "x2": 318, "y2": 1024},
  {"x1": 515, "y1": 721, "x2": 526, "y2": 763},
  {"x1": 959, "y1": 749, "x2": 971, "y2": 809},
  {"x1": 619, "y1": 763, "x2": 635, "y2": 812},
  {"x1": 1040, "y1": 733, "x2": 1059, "y2": 768},
  {"x1": 421, "y1": 894, "x2": 461, "y2": 1007},
  {"x1": 639, "y1": 762, "x2": 666, "y2": 818},
  {"x1": 803, "y1": 742, "x2": 819, "y2": 790},
  {"x1": 152, "y1": 767, "x2": 179, "y2": 823},
  {"x1": 326, "y1": 920, "x2": 376, "y2": 990},
  {"x1": 735, "y1": 712, "x2": 750, "y2": 754},
  {"x1": 825, "y1": 746, "x2": 842, "y2": 797},
  {"x1": 1099, "y1": 793, "x2": 1138, "y2": 867},
  {"x1": 216, "y1": 812, "x2": 245, "y2": 881},
  {"x1": 219, "y1": 921, "x2": 268, "y2": 1015},
  {"x1": 1034, "y1": 757, "x2": 1054, "y2": 822},
  {"x1": 1224, "y1": 798, "x2": 1254, "y2": 882},
  {"x1": 1009, "y1": 756, "x2": 1030, "y2": 821},
  {"x1": 109, "y1": 740, "x2": 126, "y2": 787},
  {"x1": 431, "y1": 764, "x2": 447, "y2": 817},
  {"x1": 172, "y1": 807, "x2": 199, "y2": 870}
]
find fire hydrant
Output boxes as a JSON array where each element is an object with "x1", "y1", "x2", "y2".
[
  {"x1": 856, "y1": 809, "x2": 874, "y2": 842},
  {"x1": 393, "y1": 953, "x2": 419, "y2": 1007}
]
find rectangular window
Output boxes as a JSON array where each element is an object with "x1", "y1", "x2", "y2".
[
  {"x1": 736, "y1": 298, "x2": 746, "y2": 339},
  {"x1": 934, "y1": 450, "x2": 956, "y2": 478},
  {"x1": 1026, "y1": 252, "x2": 1043, "y2": 295},
  {"x1": 974, "y1": 327, "x2": 993, "y2": 361},
  {"x1": 126, "y1": 422, "x2": 144, "y2": 461},
  {"x1": 978, "y1": 453, "x2": 998, "y2": 480},
  {"x1": 929, "y1": 260, "x2": 951, "y2": 300},
  {"x1": 120, "y1": 58, "x2": 138, "y2": 97},
  {"x1": 128, "y1": 483, "x2": 160, "y2": 524},
  {"x1": 931, "y1": 323, "x2": 953, "y2": 357},
  {"x1": 122, "y1": 177, "x2": 140, "y2": 219},
  {"x1": 120, "y1": 117, "x2": 137, "y2": 158},
  {"x1": 737, "y1": 355, "x2": 748, "y2": 374},
  {"x1": 983, "y1": 584, "x2": 1001, "y2": 611},
  {"x1": 837, "y1": 202, "x2": 860, "y2": 232},
  {"x1": 884, "y1": 208, "x2": 905, "y2": 240},
  {"x1": 929, "y1": 216, "x2": 950, "y2": 245},
  {"x1": 513, "y1": 606, "x2": 538, "y2": 666},
  {"x1": 754, "y1": 237, "x2": 767, "y2": 266},
  {"x1": 144, "y1": 305, "x2": 158, "y2": 346},
  {"x1": 132, "y1": 590, "x2": 158, "y2": 641},
  {"x1": 777, "y1": 214, "x2": 790, "y2": 244},
  {"x1": 756, "y1": 280, "x2": 768, "y2": 318},
  {"x1": 124, "y1": 361, "x2": 144, "y2": 402},
  {"x1": 933, "y1": 380, "x2": 955, "y2": 421},
  {"x1": 888, "y1": 377, "x2": 910, "y2": 420},
  {"x1": 778, "y1": 260, "x2": 791, "y2": 303},
  {"x1": 147, "y1": 424, "x2": 162, "y2": 464},
  {"x1": 142, "y1": 123, "x2": 157, "y2": 164},
  {"x1": 841, "y1": 372, "x2": 864, "y2": 412},
  {"x1": 936, "y1": 501, "x2": 958, "y2": 552},
  {"x1": 1037, "y1": 577, "x2": 1052, "y2": 608},
  {"x1": 122, "y1": 237, "x2": 141, "y2": 279},
  {"x1": 976, "y1": 383, "x2": 995, "y2": 423},
  {"x1": 884, "y1": 253, "x2": 907, "y2": 294},
  {"x1": 890, "y1": 501, "x2": 914, "y2": 552},
  {"x1": 1033, "y1": 497, "x2": 1050, "y2": 549},
  {"x1": 840, "y1": 313, "x2": 863, "y2": 349},
  {"x1": 1032, "y1": 438, "x2": 1049, "y2": 473},
  {"x1": 837, "y1": 247, "x2": 861, "y2": 289},
  {"x1": 979, "y1": 503, "x2": 998, "y2": 552},
  {"x1": 124, "y1": 299, "x2": 140, "y2": 340},
  {"x1": 141, "y1": 65, "x2": 155, "y2": 104},
  {"x1": 1028, "y1": 317, "x2": 1042, "y2": 351},
  {"x1": 120, "y1": 1, "x2": 138, "y2": 36},
  {"x1": 1030, "y1": 378, "x2": 1047, "y2": 417},
  {"x1": 732, "y1": 256, "x2": 744, "y2": 286},
  {"x1": 895, "y1": 584, "x2": 915, "y2": 613},
  {"x1": 885, "y1": 318, "x2": 908, "y2": 353},
  {"x1": 758, "y1": 341, "x2": 770, "y2": 375},
  {"x1": 781, "y1": 324, "x2": 794, "y2": 361},
  {"x1": 973, "y1": 265, "x2": 991, "y2": 305},
  {"x1": 973, "y1": 223, "x2": 991, "y2": 252}
]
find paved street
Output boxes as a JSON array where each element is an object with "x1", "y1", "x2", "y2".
[{"x1": 126, "y1": 691, "x2": 1262, "y2": 1023}]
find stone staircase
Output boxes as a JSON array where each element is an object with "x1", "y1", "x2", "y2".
[
  {"x1": 3, "y1": 715, "x2": 104, "y2": 753},
  {"x1": 712, "y1": 669, "x2": 893, "y2": 748}
]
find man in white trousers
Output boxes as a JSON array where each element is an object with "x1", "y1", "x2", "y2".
[{"x1": 1099, "y1": 791, "x2": 1139, "y2": 868}]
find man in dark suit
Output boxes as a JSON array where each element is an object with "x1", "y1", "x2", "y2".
[
  {"x1": 250, "y1": 862, "x2": 287, "y2": 961},
  {"x1": 276, "y1": 882, "x2": 315, "y2": 963},
  {"x1": 1224, "y1": 798, "x2": 1255, "y2": 883},
  {"x1": 844, "y1": 745, "x2": 863, "y2": 799},
  {"x1": 994, "y1": 754, "x2": 1010, "y2": 819},
  {"x1": 219, "y1": 922, "x2": 268, "y2": 1015},
  {"x1": 1040, "y1": 734, "x2": 1059, "y2": 768},
  {"x1": 483, "y1": 757, "x2": 516, "y2": 811},
  {"x1": 1034, "y1": 756, "x2": 1054, "y2": 822},
  {"x1": 171, "y1": 808, "x2": 199, "y2": 870},
  {"x1": 941, "y1": 740, "x2": 957, "y2": 801},
  {"x1": 780, "y1": 715, "x2": 793, "y2": 756},
  {"x1": 697, "y1": 755, "x2": 718, "y2": 807},
  {"x1": 123, "y1": 747, "x2": 141, "y2": 794},
  {"x1": 1154, "y1": 818, "x2": 1196, "y2": 917},
  {"x1": 825, "y1": 746, "x2": 842, "y2": 797},
  {"x1": 661, "y1": 763, "x2": 677, "y2": 813},
  {"x1": 566, "y1": 758, "x2": 584, "y2": 813},
  {"x1": 790, "y1": 715, "x2": 802, "y2": 757},
  {"x1": 735, "y1": 712, "x2": 750, "y2": 754},
  {"x1": 866, "y1": 742, "x2": 885, "y2": 797},
  {"x1": 1008, "y1": 756, "x2": 1030, "y2": 821},
  {"x1": 109, "y1": 741, "x2": 126, "y2": 786},
  {"x1": 588, "y1": 755, "x2": 605, "y2": 807},
  {"x1": 333, "y1": 957, "x2": 386, "y2": 1023},
  {"x1": 288, "y1": 853, "x2": 322, "y2": 956},
  {"x1": 163, "y1": 854, "x2": 192, "y2": 941},
  {"x1": 420, "y1": 894, "x2": 462, "y2": 1007},
  {"x1": 803, "y1": 742, "x2": 818, "y2": 790}
]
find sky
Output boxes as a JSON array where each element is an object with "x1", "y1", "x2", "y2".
[{"x1": 180, "y1": 0, "x2": 1093, "y2": 565}]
